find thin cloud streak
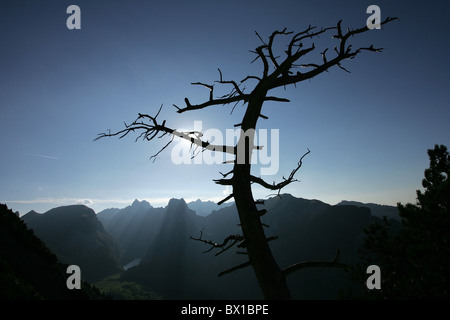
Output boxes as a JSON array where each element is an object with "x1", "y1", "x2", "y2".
[
  {"x1": 25, "y1": 153, "x2": 59, "y2": 160},
  {"x1": 3, "y1": 198, "x2": 138, "y2": 205}
]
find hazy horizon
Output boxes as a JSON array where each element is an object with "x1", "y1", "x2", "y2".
[{"x1": 9, "y1": 192, "x2": 399, "y2": 217}]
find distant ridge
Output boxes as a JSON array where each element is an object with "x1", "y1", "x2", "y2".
[
  {"x1": 337, "y1": 200, "x2": 399, "y2": 220},
  {"x1": 186, "y1": 198, "x2": 233, "y2": 216}
]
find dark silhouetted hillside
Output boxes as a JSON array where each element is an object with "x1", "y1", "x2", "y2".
[
  {"x1": 22, "y1": 205, "x2": 122, "y2": 282},
  {"x1": 0, "y1": 204, "x2": 107, "y2": 299}
]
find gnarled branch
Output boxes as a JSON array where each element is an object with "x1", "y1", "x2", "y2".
[
  {"x1": 282, "y1": 249, "x2": 350, "y2": 277},
  {"x1": 191, "y1": 229, "x2": 244, "y2": 256},
  {"x1": 218, "y1": 261, "x2": 251, "y2": 277},
  {"x1": 250, "y1": 148, "x2": 311, "y2": 194},
  {"x1": 176, "y1": 69, "x2": 252, "y2": 114},
  {"x1": 217, "y1": 193, "x2": 234, "y2": 205},
  {"x1": 95, "y1": 105, "x2": 237, "y2": 159},
  {"x1": 213, "y1": 177, "x2": 234, "y2": 186},
  {"x1": 250, "y1": 17, "x2": 399, "y2": 89}
]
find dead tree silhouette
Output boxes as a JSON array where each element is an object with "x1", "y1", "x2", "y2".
[{"x1": 96, "y1": 17, "x2": 397, "y2": 299}]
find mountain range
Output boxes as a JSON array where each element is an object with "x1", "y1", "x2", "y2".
[{"x1": 13, "y1": 194, "x2": 400, "y2": 299}]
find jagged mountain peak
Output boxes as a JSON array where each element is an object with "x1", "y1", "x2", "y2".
[
  {"x1": 131, "y1": 199, "x2": 152, "y2": 209},
  {"x1": 168, "y1": 197, "x2": 187, "y2": 207},
  {"x1": 22, "y1": 210, "x2": 40, "y2": 220},
  {"x1": 187, "y1": 198, "x2": 233, "y2": 216},
  {"x1": 191, "y1": 198, "x2": 214, "y2": 204}
]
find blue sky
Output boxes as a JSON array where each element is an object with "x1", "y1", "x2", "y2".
[{"x1": 1, "y1": 0, "x2": 449, "y2": 214}]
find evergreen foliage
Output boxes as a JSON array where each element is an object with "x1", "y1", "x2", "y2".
[{"x1": 352, "y1": 144, "x2": 450, "y2": 299}]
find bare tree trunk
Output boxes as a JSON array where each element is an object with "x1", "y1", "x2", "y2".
[
  {"x1": 232, "y1": 92, "x2": 292, "y2": 299},
  {"x1": 233, "y1": 164, "x2": 292, "y2": 299}
]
